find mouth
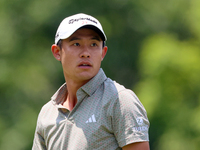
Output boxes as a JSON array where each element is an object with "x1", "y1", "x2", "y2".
[
  {"x1": 78, "y1": 62, "x2": 92, "y2": 68},
  {"x1": 80, "y1": 64, "x2": 90, "y2": 66}
]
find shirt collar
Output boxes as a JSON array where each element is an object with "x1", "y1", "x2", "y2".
[
  {"x1": 51, "y1": 83, "x2": 67, "y2": 106},
  {"x1": 78, "y1": 68, "x2": 107, "y2": 96},
  {"x1": 51, "y1": 68, "x2": 107, "y2": 105}
]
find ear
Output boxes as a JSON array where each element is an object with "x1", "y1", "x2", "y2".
[
  {"x1": 101, "y1": 46, "x2": 108, "y2": 61},
  {"x1": 51, "y1": 44, "x2": 61, "y2": 61}
]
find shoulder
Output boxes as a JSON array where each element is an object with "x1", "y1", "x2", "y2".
[
  {"x1": 103, "y1": 80, "x2": 147, "y2": 116},
  {"x1": 34, "y1": 101, "x2": 54, "y2": 135},
  {"x1": 106, "y1": 81, "x2": 149, "y2": 124},
  {"x1": 108, "y1": 80, "x2": 143, "y2": 108},
  {"x1": 37, "y1": 100, "x2": 57, "y2": 121},
  {"x1": 104, "y1": 79, "x2": 138, "y2": 100},
  {"x1": 114, "y1": 81, "x2": 138, "y2": 100},
  {"x1": 103, "y1": 78, "x2": 128, "y2": 98}
]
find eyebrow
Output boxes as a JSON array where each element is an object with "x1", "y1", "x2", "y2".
[
  {"x1": 69, "y1": 37, "x2": 80, "y2": 42},
  {"x1": 91, "y1": 36, "x2": 101, "y2": 41}
]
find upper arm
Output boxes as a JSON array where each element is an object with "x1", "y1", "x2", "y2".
[
  {"x1": 122, "y1": 142, "x2": 150, "y2": 150},
  {"x1": 32, "y1": 109, "x2": 47, "y2": 150},
  {"x1": 32, "y1": 131, "x2": 47, "y2": 150},
  {"x1": 110, "y1": 90, "x2": 150, "y2": 147}
]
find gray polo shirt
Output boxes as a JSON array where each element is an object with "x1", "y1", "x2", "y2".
[{"x1": 32, "y1": 68, "x2": 149, "y2": 150}]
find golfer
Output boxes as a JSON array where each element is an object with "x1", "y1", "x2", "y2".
[{"x1": 32, "y1": 13, "x2": 150, "y2": 150}]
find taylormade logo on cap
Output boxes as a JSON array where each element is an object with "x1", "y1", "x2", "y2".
[
  {"x1": 55, "y1": 13, "x2": 107, "y2": 44},
  {"x1": 69, "y1": 17, "x2": 98, "y2": 24}
]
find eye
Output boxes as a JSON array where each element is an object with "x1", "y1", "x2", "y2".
[
  {"x1": 91, "y1": 43, "x2": 97, "y2": 47},
  {"x1": 73, "y1": 43, "x2": 80, "y2": 46}
]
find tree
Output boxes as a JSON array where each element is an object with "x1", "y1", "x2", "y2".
[
  {"x1": 0, "y1": 0, "x2": 200, "y2": 149},
  {"x1": 135, "y1": 33, "x2": 200, "y2": 150}
]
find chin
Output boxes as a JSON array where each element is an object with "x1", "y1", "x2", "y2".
[
  {"x1": 78, "y1": 72, "x2": 93, "y2": 79},
  {"x1": 77, "y1": 69, "x2": 99, "y2": 81}
]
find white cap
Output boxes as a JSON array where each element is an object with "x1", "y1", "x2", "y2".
[{"x1": 55, "y1": 13, "x2": 107, "y2": 44}]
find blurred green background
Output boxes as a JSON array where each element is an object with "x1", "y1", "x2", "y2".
[{"x1": 0, "y1": 0, "x2": 200, "y2": 149}]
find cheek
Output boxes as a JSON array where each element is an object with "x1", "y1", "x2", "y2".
[
  {"x1": 95, "y1": 55, "x2": 104, "y2": 65},
  {"x1": 60, "y1": 51, "x2": 73, "y2": 65},
  {"x1": 99, "y1": 52, "x2": 105, "y2": 61}
]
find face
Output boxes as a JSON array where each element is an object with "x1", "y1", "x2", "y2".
[{"x1": 52, "y1": 28, "x2": 107, "y2": 85}]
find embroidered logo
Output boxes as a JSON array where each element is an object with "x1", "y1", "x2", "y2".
[
  {"x1": 133, "y1": 117, "x2": 148, "y2": 132},
  {"x1": 132, "y1": 126, "x2": 148, "y2": 132},
  {"x1": 136, "y1": 117, "x2": 144, "y2": 125},
  {"x1": 86, "y1": 114, "x2": 96, "y2": 123},
  {"x1": 69, "y1": 17, "x2": 97, "y2": 24}
]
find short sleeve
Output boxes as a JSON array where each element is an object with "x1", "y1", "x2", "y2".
[
  {"x1": 110, "y1": 89, "x2": 149, "y2": 148},
  {"x1": 32, "y1": 130, "x2": 46, "y2": 150},
  {"x1": 32, "y1": 109, "x2": 47, "y2": 150}
]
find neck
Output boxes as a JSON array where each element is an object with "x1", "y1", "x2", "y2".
[{"x1": 62, "y1": 79, "x2": 87, "y2": 111}]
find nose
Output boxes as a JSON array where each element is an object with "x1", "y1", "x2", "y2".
[{"x1": 80, "y1": 46, "x2": 90, "y2": 58}]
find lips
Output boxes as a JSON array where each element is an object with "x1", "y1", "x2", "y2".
[
  {"x1": 81, "y1": 64, "x2": 90, "y2": 66},
  {"x1": 78, "y1": 61, "x2": 92, "y2": 67}
]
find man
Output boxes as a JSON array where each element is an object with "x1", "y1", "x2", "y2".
[{"x1": 32, "y1": 13, "x2": 150, "y2": 150}]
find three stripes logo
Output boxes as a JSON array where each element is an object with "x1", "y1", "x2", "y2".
[{"x1": 86, "y1": 114, "x2": 96, "y2": 123}]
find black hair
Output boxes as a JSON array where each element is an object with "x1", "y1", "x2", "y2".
[{"x1": 57, "y1": 40, "x2": 62, "y2": 49}]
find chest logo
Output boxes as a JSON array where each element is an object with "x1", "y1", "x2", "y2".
[{"x1": 86, "y1": 114, "x2": 96, "y2": 123}]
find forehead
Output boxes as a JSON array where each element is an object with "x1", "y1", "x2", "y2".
[{"x1": 69, "y1": 28, "x2": 102, "y2": 40}]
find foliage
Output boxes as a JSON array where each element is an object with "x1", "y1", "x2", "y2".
[
  {"x1": 135, "y1": 33, "x2": 200, "y2": 150},
  {"x1": 0, "y1": 0, "x2": 200, "y2": 149}
]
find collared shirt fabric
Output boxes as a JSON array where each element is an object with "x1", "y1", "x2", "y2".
[{"x1": 32, "y1": 68, "x2": 149, "y2": 150}]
